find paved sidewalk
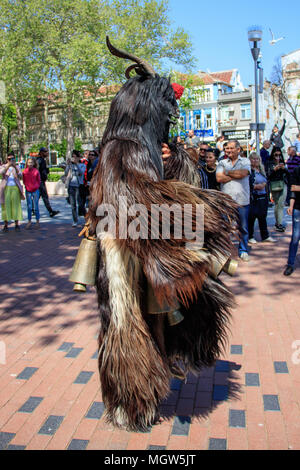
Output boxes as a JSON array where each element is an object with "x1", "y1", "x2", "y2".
[{"x1": 0, "y1": 198, "x2": 299, "y2": 450}]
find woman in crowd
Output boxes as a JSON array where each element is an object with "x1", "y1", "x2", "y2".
[
  {"x1": 266, "y1": 147, "x2": 289, "y2": 232},
  {"x1": 270, "y1": 119, "x2": 286, "y2": 150},
  {"x1": 0, "y1": 152, "x2": 24, "y2": 232},
  {"x1": 22, "y1": 157, "x2": 41, "y2": 229},
  {"x1": 198, "y1": 147, "x2": 220, "y2": 190},
  {"x1": 64, "y1": 150, "x2": 85, "y2": 227},
  {"x1": 248, "y1": 152, "x2": 275, "y2": 244}
]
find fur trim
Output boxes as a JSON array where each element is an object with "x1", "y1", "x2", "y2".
[
  {"x1": 90, "y1": 143, "x2": 238, "y2": 310},
  {"x1": 164, "y1": 144, "x2": 201, "y2": 187},
  {"x1": 164, "y1": 276, "x2": 235, "y2": 372},
  {"x1": 98, "y1": 233, "x2": 171, "y2": 431}
]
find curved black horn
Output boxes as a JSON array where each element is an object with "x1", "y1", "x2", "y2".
[{"x1": 106, "y1": 36, "x2": 155, "y2": 78}]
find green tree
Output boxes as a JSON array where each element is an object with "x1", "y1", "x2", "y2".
[
  {"x1": 0, "y1": 0, "x2": 195, "y2": 159},
  {"x1": 169, "y1": 71, "x2": 205, "y2": 136},
  {"x1": 0, "y1": 1, "x2": 47, "y2": 158}
]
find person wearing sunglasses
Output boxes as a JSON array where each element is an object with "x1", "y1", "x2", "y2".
[
  {"x1": 266, "y1": 147, "x2": 289, "y2": 232},
  {"x1": 197, "y1": 143, "x2": 210, "y2": 168},
  {"x1": 0, "y1": 152, "x2": 25, "y2": 231}
]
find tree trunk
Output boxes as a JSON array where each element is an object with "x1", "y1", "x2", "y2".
[
  {"x1": 14, "y1": 103, "x2": 26, "y2": 160},
  {"x1": 66, "y1": 104, "x2": 75, "y2": 161}
]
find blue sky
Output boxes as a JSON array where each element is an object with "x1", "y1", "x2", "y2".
[{"x1": 168, "y1": 0, "x2": 299, "y2": 86}]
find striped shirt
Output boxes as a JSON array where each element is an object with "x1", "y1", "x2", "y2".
[{"x1": 286, "y1": 155, "x2": 300, "y2": 174}]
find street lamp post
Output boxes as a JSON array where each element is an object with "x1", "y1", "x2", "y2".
[{"x1": 248, "y1": 27, "x2": 263, "y2": 153}]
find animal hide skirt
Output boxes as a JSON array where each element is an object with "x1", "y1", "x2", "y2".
[{"x1": 96, "y1": 232, "x2": 235, "y2": 431}]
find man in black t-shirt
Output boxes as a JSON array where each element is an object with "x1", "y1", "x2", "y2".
[
  {"x1": 283, "y1": 166, "x2": 300, "y2": 275},
  {"x1": 37, "y1": 148, "x2": 60, "y2": 218}
]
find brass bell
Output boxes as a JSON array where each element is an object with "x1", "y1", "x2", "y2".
[
  {"x1": 147, "y1": 282, "x2": 180, "y2": 314},
  {"x1": 69, "y1": 237, "x2": 97, "y2": 292},
  {"x1": 222, "y1": 258, "x2": 238, "y2": 276},
  {"x1": 167, "y1": 309, "x2": 184, "y2": 326},
  {"x1": 210, "y1": 252, "x2": 238, "y2": 279}
]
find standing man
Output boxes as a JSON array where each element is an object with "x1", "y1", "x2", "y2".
[
  {"x1": 36, "y1": 148, "x2": 60, "y2": 218},
  {"x1": 185, "y1": 130, "x2": 200, "y2": 148},
  {"x1": 260, "y1": 140, "x2": 271, "y2": 169},
  {"x1": 197, "y1": 142, "x2": 210, "y2": 168},
  {"x1": 292, "y1": 133, "x2": 300, "y2": 156},
  {"x1": 286, "y1": 146, "x2": 300, "y2": 205},
  {"x1": 216, "y1": 140, "x2": 251, "y2": 261},
  {"x1": 79, "y1": 150, "x2": 90, "y2": 214},
  {"x1": 283, "y1": 166, "x2": 300, "y2": 276},
  {"x1": 260, "y1": 139, "x2": 272, "y2": 205}
]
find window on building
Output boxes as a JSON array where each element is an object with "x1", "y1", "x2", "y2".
[
  {"x1": 193, "y1": 88, "x2": 211, "y2": 103},
  {"x1": 30, "y1": 116, "x2": 37, "y2": 125},
  {"x1": 221, "y1": 106, "x2": 229, "y2": 121},
  {"x1": 205, "y1": 113, "x2": 212, "y2": 128},
  {"x1": 194, "y1": 114, "x2": 201, "y2": 129},
  {"x1": 30, "y1": 133, "x2": 36, "y2": 142},
  {"x1": 240, "y1": 103, "x2": 251, "y2": 120},
  {"x1": 204, "y1": 89, "x2": 211, "y2": 101},
  {"x1": 49, "y1": 131, "x2": 56, "y2": 142},
  {"x1": 48, "y1": 114, "x2": 56, "y2": 122}
]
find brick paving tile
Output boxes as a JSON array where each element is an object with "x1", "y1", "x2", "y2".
[
  {"x1": 246, "y1": 422, "x2": 268, "y2": 450},
  {"x1": 208, "y1": 437, "x2": 227, "y2": 450},
  {"x1": 187, "y1": 422, "x2": 208, "y2": 450},
  {"x1": 126, "y1": 432, "x2": 151, "y2": 450},
  {"x1": 227, "y1": 428, "x2": 248, "y2": 450},
  {"x1": 166, "y1": 435, "x2": 189, "y2": 450},
  {"x1": 70, "y1": 418, "x2": 99, "y2": 442},
  {"x1": 2, "y1": 410, "x2": 30, "y2": 434},
  {"x1": 87, "y1": 428, "x2": 112, "y2": 450},
  {"x1": 148, "y1": 421, "x2": 172, "y2": 447},
  {"x1": 26, "y1": 433, "x2": 52, "y2": 450},
  {"x1": 0, "y1": 210, "x2": 299, "y2": 450}
]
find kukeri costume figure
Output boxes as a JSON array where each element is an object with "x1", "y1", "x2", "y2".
[{"x1": 70, "y1": 37, "x2": 239, "y2": 431}]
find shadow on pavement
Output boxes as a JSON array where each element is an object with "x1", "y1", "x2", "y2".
[
  {"x1": 159, "y1": 360, "x2": 243, "y2": 425},
  {"x1": 0, "y1": 222, "x2": 98, "y2": 346}
]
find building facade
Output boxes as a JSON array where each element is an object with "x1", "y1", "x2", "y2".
[
  {"x1": 179, "y1": 68, "x2": 286, "y2": 151},
  {"x1": 9, "y1": 61, "x2": 292, "y2": 160},
  {"x1": 280, "y1": 49, "x2": 300, "y2": 145},
  {"x1": 178, "y1": 69, "x2": 245, "y2": 143},
  {"x1": 10, "y1": 86, "x2": 117, "y2": 159}
]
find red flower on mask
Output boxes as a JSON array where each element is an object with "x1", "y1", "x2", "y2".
[{"x1": 171, "y1": 83, "x2": 184, "y2": 100}]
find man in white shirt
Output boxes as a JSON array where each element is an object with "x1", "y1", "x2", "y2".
[{"x1": 216, "y1": 140, "x2": 251, "y2": 261}]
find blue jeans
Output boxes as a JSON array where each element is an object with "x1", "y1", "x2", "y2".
[
  {"x1": 238, "y1": 205, "x2": 250, "y2": 255},
  {"x1": 287, "y1": 208, "x2": 300, "y2": 267},
  {"x1": 26, "y1": 189, "x2": 40, "y2": 221},
  {"x1": 68, "y1": 185, "x2": 81, "y2": 223}
]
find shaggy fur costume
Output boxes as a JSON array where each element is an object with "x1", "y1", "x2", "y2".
[{"x1": 86, "y1": 39, "x2": 239, "y2": 431}]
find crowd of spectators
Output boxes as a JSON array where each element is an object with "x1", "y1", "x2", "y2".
[
  {"x1": 0, "y1": 147, "x2": 99, "y2": 231},
  {"x1": 1, "y1": 129, "x2": 299, "y2": 276},
  {"x1": 171, "y1": 130, "x2": 300, "y2": 276}
]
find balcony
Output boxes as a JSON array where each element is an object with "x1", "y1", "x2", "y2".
[{"x1": 218, "y1": 119, "x2": 238, "y2": 127}]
